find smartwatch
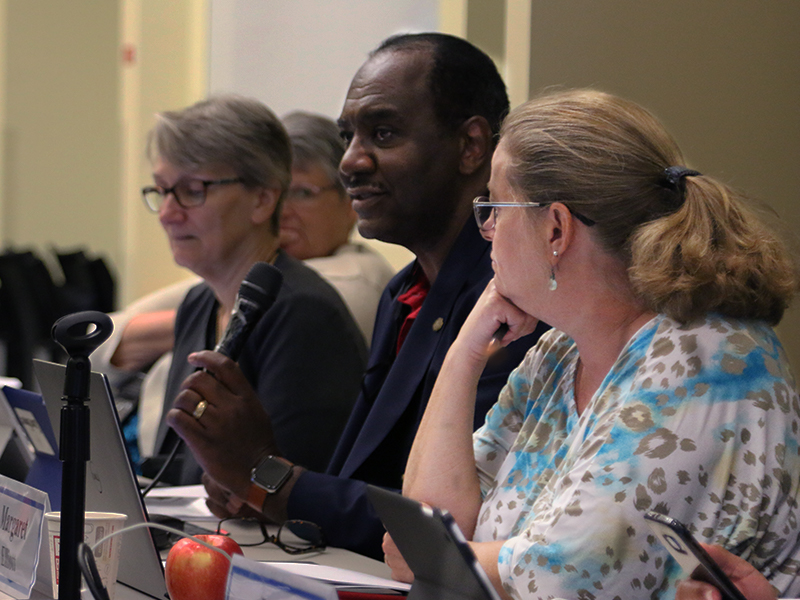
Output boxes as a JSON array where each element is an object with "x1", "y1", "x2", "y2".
[{"x1": 248, "y1": 455, "x2": 294, "y2": 510}]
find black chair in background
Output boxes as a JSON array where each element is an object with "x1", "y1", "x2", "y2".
[
  {"x1": 0, "y1": 250, "x2": 65, "y2": 388},
  {"x1": 0, "y1": 247, "x2": 117, "y2": 389},
  {"x1": 56, "y1": 249, "x2": 117, "y2": 315}
]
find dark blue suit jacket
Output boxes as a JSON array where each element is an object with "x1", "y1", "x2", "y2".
[{"x1": 287, "y1": 217, "x2": 548, "y2": 558}]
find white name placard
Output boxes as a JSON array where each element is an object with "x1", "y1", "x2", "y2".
[
  {"x1": 0, "y1": 475, "x2": 49, "y2": 598},
  {"x1": 226, "y1": 554, "x2": 337, "y2": 600}
]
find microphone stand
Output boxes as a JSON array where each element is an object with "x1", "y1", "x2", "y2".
[{"x1": 51, "y1": 311, "x2": 113, "y2": 600}]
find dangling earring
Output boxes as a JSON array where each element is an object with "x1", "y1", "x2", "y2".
[{"x1": 549, "y1": 250, "x2": 558, "y2": 291}]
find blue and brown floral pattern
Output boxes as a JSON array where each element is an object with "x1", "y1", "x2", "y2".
[{"x1": 473, "y1": 314, "x2": 800, "y2": 599}]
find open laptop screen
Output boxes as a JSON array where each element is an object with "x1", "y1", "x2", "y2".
[{"x1": 33, "y1": 359, "x2": 169, "y2": 600}]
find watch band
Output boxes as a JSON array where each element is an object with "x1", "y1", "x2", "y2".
[{"x1": 246, "y1": 481, "x2": 268, "y2": 512}]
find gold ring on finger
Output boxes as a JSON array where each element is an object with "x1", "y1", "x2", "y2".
[{"x1": 193, "y1": 399, "x2": 208, "y2": 420}]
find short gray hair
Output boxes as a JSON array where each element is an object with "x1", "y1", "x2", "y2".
[
  {"x1": 147, "y1": 95, "x2": 292, "y2": 233},
  {"x1": 282, "y1": 111, "x2": 345, "y2": 192}
]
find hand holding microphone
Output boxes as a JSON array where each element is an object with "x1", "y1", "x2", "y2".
[
  {"x1": 195, "y1": 261, "x2": 284, "y2": 388},
  {"x1": 192, "y1": 260, "x2": 283, "y2": 408},
  {"x1": 149, "y1": 262, "x2": 283, "y2": 495}
]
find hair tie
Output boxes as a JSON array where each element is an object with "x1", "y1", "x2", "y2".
[
  {"x1": 663, "y1": 166, "x2": 700, "y2": 188},
  {"x1": 661, "y1": 166, "x2": 701, "y2": 206}
]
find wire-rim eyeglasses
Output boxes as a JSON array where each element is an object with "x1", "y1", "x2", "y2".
[{"x1": 473, "y1": 195, "x2": 596, "y2": 231}]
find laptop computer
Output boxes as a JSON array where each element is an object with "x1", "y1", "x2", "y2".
[
  {"x1": 33, "y1": 359, "x2": 169, "y2": 600},
  {"x1": 367, "y1": 485, "x2": 501, "y2": 600}
]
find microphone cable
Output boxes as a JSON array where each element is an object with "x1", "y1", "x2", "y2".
[{"x1": 140, "y1": 435, "x2": 183, "y2": 497}]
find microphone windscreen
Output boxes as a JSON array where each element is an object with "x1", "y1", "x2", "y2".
[
  {"x1": 212, "y1": 261, "x2": 283, "y2": 361},
  {"x1": 239, "y1": 262, "x2": 283, "y2": 308}
]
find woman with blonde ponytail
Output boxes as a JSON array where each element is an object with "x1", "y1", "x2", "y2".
[{"x1": 389, "y1": 90, "x2": 800, "y2": 600}]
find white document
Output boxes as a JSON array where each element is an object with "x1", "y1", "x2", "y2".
[
  {"x1": 144, "y1": 485, "x2": 215, "y2": 521},
  {"x1": 0, "y1": 390, "x2": 35, "y2": 467},
  {"x1": 267, "y1": 562, "x2": 410, "y2": 593},
  {"x1": 11, "y1": 410, "x2": 53, "y2": 457},
  {"x1": 146, "y1": 484, "x2": 206, "y2": 498}
]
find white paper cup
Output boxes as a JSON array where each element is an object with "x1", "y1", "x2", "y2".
[{"x1": 45, "y1": 511, "x2": 127, "y2": 600}]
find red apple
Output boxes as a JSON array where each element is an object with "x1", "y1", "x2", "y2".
[{"x1": 165, "y1": 534, "x2": 244, "y2": 600}]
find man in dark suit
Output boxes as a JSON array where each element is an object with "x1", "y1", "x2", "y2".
[{"x1": 167, "y1": 32, "x2": 548, "y2": 559}]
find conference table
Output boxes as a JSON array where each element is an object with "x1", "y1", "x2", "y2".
[
  {"x1": 9, "y1": 517, "x2": 397, "y2": 600},
  {"x1": 118, "y1": 519, "x2": 397, "y2": 600},
  {"x1": 170, "y1": 517, "x2": 394, "y2": 578}
]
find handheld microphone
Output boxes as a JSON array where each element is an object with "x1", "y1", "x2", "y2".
[
  {"x1": 215, "y1": 261, "x2": 283, "y2": 361},
  {"x1": 142, "y1": 262, "x2": 282, "y2": 497}
]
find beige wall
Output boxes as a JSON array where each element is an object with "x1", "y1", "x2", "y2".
[
  {"x1": 441, "y1": 0, "x2": 534, "y2": 112},
  {"x1": 120, "y1": 0, "x2": 209, "y2": 304},
  {"x1": 0, "y1": 0, "x2": 208, "y2": 307},
  {"x1": 0, "y1": 1, "x2": 6, "y2": 242},
  {"x1": 2, "y1": 1, "x2": 121, "y2": 266},
  {"x1": 526, "y1": 1, "x2": 800, "y2": 374}
]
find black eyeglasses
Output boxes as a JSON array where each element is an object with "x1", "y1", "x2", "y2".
[
  {"x1": 216, "y1": 518, "x2": 325, "y2": 555},
  {"x1": 473, "y1": 196, "x2": 596, "y2": 232},
  {"x1": 142, "y1": 177, "x2": 244, "y2": 212}
]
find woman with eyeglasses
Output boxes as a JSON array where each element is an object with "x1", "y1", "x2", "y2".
[
  {"x1": 94, "y1": 110, "x2": 391, "y2": 466},
  {"x1": 142, "y1": 95, "x2": 367, "y2": 484},
  {"x1": 388, "y1": 90, "x2": 800, "y2": 599}
]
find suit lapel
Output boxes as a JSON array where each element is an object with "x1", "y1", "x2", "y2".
[{"x1": 337, "y1": 218, "x2": 490, "y2": 477}]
